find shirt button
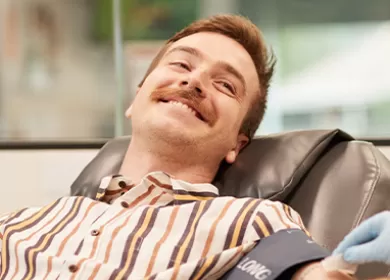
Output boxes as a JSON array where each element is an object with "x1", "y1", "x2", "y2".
[
  {"x1": 68, "y1": 264, "x2": 78, "y2": 273},
  {"x1": 91, "y1": 229, "x2": 100, "y2": 236},
  {"x1": 121, "y1": 201, "x2": 129, "y2": 208}
]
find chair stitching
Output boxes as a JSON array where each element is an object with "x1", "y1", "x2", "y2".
[
  {"x1": 351, "y1": 143, "x2": 380, "y2": 229},
  {"x1": 352, "y1": 143, "x2": 390, "y2": 276}
]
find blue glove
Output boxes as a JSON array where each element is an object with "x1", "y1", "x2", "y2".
[{"x1": 333, "y1": 211, "x2": 390, "y2": 265}]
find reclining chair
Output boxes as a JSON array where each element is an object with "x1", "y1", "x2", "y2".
[{"x1": 70, "y1": 129, "x2": 390, "y2": 279}]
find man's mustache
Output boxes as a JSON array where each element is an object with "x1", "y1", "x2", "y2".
[{"x1": 150, "y1": 87, "x2": 216, "y2": 125}]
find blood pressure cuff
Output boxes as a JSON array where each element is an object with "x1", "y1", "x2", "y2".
[{"x1": 221, "y1": 229, "x2": 330, "y2": 280}]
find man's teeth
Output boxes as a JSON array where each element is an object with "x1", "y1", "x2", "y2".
[{"x1": 167, "y1": 101, "x2": 196, "y2": 116}]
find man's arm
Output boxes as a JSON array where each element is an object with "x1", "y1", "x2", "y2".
[
  {"x1": 0, "y1": 213, "x2": 11, "y2": 259},
  {"x1": 227, "y1": 201, "x2": 356, "y2": 280},
  {"x1": 292, "y1": 262, "x2": 356, "y2": 280},
  {"x1": 0, "y1": 213, "x2": 11, "y2": 225}
]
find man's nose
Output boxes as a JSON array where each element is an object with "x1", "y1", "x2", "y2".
[{"x1": 179, "y1": 79, "x2": 205, "y2": 97}]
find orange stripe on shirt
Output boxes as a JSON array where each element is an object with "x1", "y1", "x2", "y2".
[
  {"x1": 207, "y1": 245, "x2": 245, "y2": 279},
  {"x1": 24, "y1": 197, "x2": 84, "y2": 280},
  {"x1": 149, "y1": 192, "x2": 165, "y2": 205},
  {"x1": 147, "y1": 175, "x2": 172, "y2": 190},
  {"x1": 103, "y1": 188, "x2": 162, "y2": 264},
  {"x1": 192, "y1": 255, "x2": 217, "y2": 280},
  {"x1": 114, "y1": 207, "x2": 156, "y2": 280},
  {"x1": 0, "y1": 199, "x2": 61, "y2": 278},
  {"x1": 10, "y1": 200, "x2": 69, "y2": 280},
  {"x1": 296, "y1": 212, "x2": 311, "y2": 237},
  {"x1": 84, "y1": 185, "x2": 160, "y2": 280},
  {"x1": 201, "y1": 198, "x2": 235, "y2": 257},
  {"x1": 229, "y1": 199, "x2": 259, "y2": 248},
  {"x1": 0, "y1": 212, "x2": 11, "y2": 226},
  {"x1": 171, "y1": 200, "x2": 209, "y2": 280},
  {"x1": 70, "y1": 207, "x2": 129, "y2": 280},
  {"x1": 283, "y1": 204, "x2": 310, "y2": 236},
  {"x1": 87, "y1": 263, "x2": 102, "y2": 280},
  {"x1": 80, "y1": 184, "x2": 157, "y2": 272},
  {"x1": 265, "y1": 202, "x2": 291, "y2": 229},
  {"x1": 42, "y1": 202, "x2": 98, "y2": 280},
  {"x1": 144, "y1": 205, "x2": 179, "y2": 277},
  {"x1": 255, "y1": 215, "x2": 271, "y2": 237}
]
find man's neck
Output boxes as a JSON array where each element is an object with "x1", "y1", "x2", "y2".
[{"x1": 119, "y1": 137, "x2": 219, "y2": 184}]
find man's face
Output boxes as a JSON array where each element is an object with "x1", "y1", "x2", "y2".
[{"x1": 128, "y1": 32, "x2": 259, "y2": 163}]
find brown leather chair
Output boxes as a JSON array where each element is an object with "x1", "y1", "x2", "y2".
[{"x1": 70, "y1": 129, "x2": 390, "y2": 279}]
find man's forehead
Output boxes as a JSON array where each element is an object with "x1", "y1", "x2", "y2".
[{"x1": 167, "y1": 32, "x2": 246, "y2": 59}]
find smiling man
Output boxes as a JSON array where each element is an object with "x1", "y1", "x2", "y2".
[
  {"x1": 121, "y1": 32, "x2": 258, "y2": 185},
  {"x1": 0, "y1": 15, "x2": 355, "y2": 280}
]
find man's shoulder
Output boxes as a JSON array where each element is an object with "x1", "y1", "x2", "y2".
[
  {"x1": 215, "y1": 196, "x2": 275, "y2": 206},
  {"x1": 216, "y1": 196, "x2": 263, "y2": 202},
  {"x1": 0, "y1": 196, "x2": 98, "y2": 227}
]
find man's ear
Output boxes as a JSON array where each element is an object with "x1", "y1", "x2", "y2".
[
  {"x1": 125, "y1": 87, "x2": 140, "y2": 118},
  {"x1": 125, "y1": 105, "x2": 133, "y2": 118},
  {"x1": 225, "y1": 134, "x2": 249, "y2": 164}
]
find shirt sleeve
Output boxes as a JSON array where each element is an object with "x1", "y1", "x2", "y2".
[
  {"x1": 221, "y1": 200, "x2": 330, "y2": 280},
  {"x1": 0, "y1": 212, "x2": 12, "y2": 237},
  {"x1": 0, "y1": 212, "x2": 12, "y2": 256},
  {"x1": 0, "y1": 207, "x2": 41, "y2": 248},
  {"x1": 249, "y1": 200, "x2": 311, "y2": 240},
  {"x1": 0, "y1": 212, "x2": 11, "y2": 225},
  {"x1": 221, "y1": 228, "x2": 330, "y2": 280}
]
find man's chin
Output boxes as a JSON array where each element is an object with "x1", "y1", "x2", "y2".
[{"x1": 150, "y1": 121, "x2": 205, "y2": 145}]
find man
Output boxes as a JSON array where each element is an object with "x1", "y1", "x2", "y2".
[{"x1": 0, "y1": 15, "x2": 354, "y2": 279}]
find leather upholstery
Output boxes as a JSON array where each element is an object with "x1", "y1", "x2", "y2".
[
  {"x1": 71, "y1": 129, "x2": 352, "y2": 199},
  {"x1": 70, "y1": 129, "x2": 390, "y2": 278},
  {"x1": 213, "y1": 129, "x2": 353, "y2": 200},
  {"x1": 287, "y1": 140, "x2": 390, "y2": 278}
]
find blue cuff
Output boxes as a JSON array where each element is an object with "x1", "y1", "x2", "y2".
[{"x1": 221, "y1": 229, "x2": 330, "y2": 280}]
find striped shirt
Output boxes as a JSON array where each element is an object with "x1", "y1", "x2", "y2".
[{"x1": 0, "y1": 171, "x2": 309, "y2": 280}]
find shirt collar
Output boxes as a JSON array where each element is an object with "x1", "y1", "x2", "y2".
[{"x1": 97, "y1": 171, "x2": 219, "y2": 204}]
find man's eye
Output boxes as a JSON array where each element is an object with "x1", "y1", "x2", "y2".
[
  {"x1": 220, "y1": 82, "x2": 235, "y2": 93},
  {"x1": 171, "y1": 62, "x2": 190, "y2": 71}
]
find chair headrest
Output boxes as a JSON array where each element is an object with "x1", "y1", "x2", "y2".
[
  {"x1": 213, "y1": 129, "x2": 353, "y2": 200},
  {"x1": 70, "y1": 129, "x2": 353, "y2": 200}
]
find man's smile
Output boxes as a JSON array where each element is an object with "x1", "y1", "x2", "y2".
[{"x1": 159, "y1": 98, "x2": 206, "y2": 122}]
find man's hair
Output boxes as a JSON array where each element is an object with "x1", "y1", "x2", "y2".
[{"x1": 138, "y1": 14, "x2": 276, "y2": 139}]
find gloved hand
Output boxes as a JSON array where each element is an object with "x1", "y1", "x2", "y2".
[{"x1": 333, "y1": 211, "x2": 390, "y2": 265}]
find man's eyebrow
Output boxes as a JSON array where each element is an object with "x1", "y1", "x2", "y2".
[{"x1": 165, "y1": 46, "x2": 202, "y2": 58}]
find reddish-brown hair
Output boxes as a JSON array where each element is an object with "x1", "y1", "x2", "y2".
[{"x1": 138, "y1": 14, "x2": 276, "y2": 139}]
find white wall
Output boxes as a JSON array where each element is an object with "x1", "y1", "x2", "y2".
[
  {"x1": 379, "y1": 146, "x2": 390, "y2": 158},
  {"x1": 0, "y1": 146, "x2": 389, "y2": 214},
  {"x1": 0, "y1": 150, "x2": 97, "y2": 213}
]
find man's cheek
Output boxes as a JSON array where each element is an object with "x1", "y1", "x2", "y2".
[{"x1": 148, "y1": 69, "x2": 177, "y2": 88}]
